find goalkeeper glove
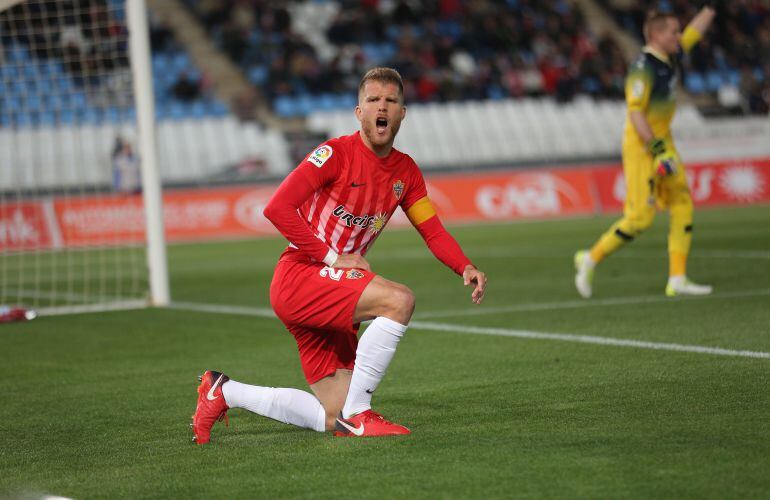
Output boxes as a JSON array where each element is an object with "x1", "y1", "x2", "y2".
[{"x1": 648, "y1": 138, "x2": 678, "y2": 176}]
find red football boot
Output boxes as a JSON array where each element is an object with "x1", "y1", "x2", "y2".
[
  {"x1": 334, "y1": 410, "x2": 410, "y2": 437},
  {"x1": 191, "y1": 370, "x2": 230, "y2": 444}
]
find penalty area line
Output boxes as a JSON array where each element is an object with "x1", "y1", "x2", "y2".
[
  {"x1": 167, "y1": 301, "x2": 770, "y2": 360},
  {"x1": 413, "y1": 288, "x2": 770, "y2": 320},
  {"x1": 409, "y1": 320, "x2": 770, "y2": 360}
]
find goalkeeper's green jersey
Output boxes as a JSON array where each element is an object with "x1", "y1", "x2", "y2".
[{"x1": 622, "y1": 26, "x2": 702, "y2": 149}]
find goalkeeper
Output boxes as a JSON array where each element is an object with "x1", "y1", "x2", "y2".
[{"x1": 575, "y1": 6, "x2": 716, "y2": 298}]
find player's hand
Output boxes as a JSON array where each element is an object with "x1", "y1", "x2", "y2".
[
  {"x1": 463, "y1": 265, "x2": 487, "y2": 304},
  {"x1": 648, "y1": 138, "x2": 678, "y2": 177},
  {"x1": 332, "y1": 253, "x2": 371, "y2": 272}
]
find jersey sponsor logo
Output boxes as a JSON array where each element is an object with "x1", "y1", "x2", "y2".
[
  {"x1": 631, "y1": 79, "x2": 645, "y2": 99},
  {"x1": 332, "y1": 205, "x2": 377, "y2": 228},
  {"x1": 369, "y1": 213, "x2": 388, "y2": 234},
  {"x1": 308, "y1": 145, "x2": 333, "y2": 167},
  {"x1": 393, "y1": 180, "x2": 405, "y2": 200},
  {"x1": 346, "y1": 269, "x2": 364, "y2": 280},
  {"x1": 320, "y1": 266, "x2": 344, "y2": 281}
]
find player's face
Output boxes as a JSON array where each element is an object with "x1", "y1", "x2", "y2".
[
  {"x1": 657, "y1": 18, "x2": 681, "y2": 55},
  {"x1": 355, "y1": 80, "x2": 406, "y2": 156}
]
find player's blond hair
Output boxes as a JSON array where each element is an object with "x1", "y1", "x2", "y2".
[
  {"x1": 358, "y1": 67, "x2": 404, "y2": 102},
  {"x1": 643, "y1": 10, "x2": 677, "y2": 43}
]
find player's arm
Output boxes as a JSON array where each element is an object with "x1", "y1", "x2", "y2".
[
  {"x1": 405, "y1": 196, "x2": 487, "y2": 304},
  {"x1": 681, "y1": 6, "x2": 716, "y2": 53},
  {"x1": 263, "y1": 145, "x2": 368, "y2": 270},
  {"x1": 263, "y1": 168, "x2": 338, "y2": 265}
]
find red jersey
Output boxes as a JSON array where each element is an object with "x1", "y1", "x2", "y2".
[{"x1": 264, "y1": 131, "x2": 472, "y2": 275}]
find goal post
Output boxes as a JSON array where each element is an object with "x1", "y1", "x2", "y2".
[
  {"x1": 127, "y1": 0, "x2": 168, "y2": 306},
  {"x1": 0, "y1": 0, "x2": 169, "y2": 314}
]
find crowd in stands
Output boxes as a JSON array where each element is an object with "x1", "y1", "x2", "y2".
[
  {"x1": 601, "y1": 0, "x2": 770, "y2": 115},
  {"x1": 0, "y1": 0, "x2": 226, "y2": 125},
  {"x1": 0, "y1": 0, "x2": 130, "y2": 81},
  {"x1": 185, "y1": 0, "x2": 629, "y2": 116}
]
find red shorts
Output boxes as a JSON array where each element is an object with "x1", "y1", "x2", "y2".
[{"x1": 269, "y1": 257, "x2": 376, "y2": 385}]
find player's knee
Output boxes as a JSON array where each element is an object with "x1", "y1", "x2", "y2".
[
  {"x1": 383, "y1": 283, "x2": 415, "y2": 323},
  {"x1": 623, "y1": 210, "x2": 655, "y2": 236}
]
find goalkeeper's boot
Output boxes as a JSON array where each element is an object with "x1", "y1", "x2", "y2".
[
  {"x1": 665, "y1": 276, "x2": 713, "y2": 297},
  {"x1": 574, "y1": 250, "x2": 595, "y2": 299},
  {"x1": 334, "y1": 410, "x2": 410, "y2": 437},
  {"x1": 191, "y1": 370, "x2": 230, "y2": 444}
]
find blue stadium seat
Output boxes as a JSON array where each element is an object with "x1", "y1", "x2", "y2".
[
  {"x1": 58, "y1": 109, "x2": 75, "y2": 124},
  {"x1": 685, "y1": 72, "x2": 706, "y2": 94},
  {"x1": 274, "y1": 96, "x2": 298, "y2": 118},
  {"x1": 207, "y1": 100, "x2": 229, "y2": 117},
  {"x1": 705, "y1": 71, "x2": 723, "y2": 92},
  {"x1": 39, "y1": 111, "x2": 57, "y2": 126},
  {"x1": 248, "y1": 65, "x2": 269, "y2": 86}
]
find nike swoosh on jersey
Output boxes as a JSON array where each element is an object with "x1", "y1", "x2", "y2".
[
  {"x1": 350, "y1": 182, "x2": 366, "y2": 187},
  {"x1": 207, "y1": 373, "x2": 225, "y2": 401},
  {"x1": 337, "y1": 418, "x2": 365, "y2": 436}
]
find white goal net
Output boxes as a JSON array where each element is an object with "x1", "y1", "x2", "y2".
[{"x1": 0, "y1": 0, "x2": 167, "y2": 315}]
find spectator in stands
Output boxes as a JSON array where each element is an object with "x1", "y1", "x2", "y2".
[
  {"x1": 185, "y1": 0, "x2": 628, "y2": 113},
  {"x1": 172, "y1": 72, "x2": 202, "y2": 102},
  {"x1": 112, "y1": 137, "x2": 141, "y2": 195}
]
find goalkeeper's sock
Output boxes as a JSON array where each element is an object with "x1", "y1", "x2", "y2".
[
  {"x1": 222, "y1": 381, "x2": 326, "y2": 432},
  {"x1": 669, "y1": 251, "x2": 687, "y2": 278},
  {"x1": 342, "y1": 316, "x2": 407, "y2": 418},
  {"x1": 585, "y1": 249, "x2": 599, "y2": 267}
]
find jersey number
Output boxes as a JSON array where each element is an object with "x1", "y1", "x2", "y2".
[{"x1": 319, "y1": 266, "x2": 343, "y2": 281}]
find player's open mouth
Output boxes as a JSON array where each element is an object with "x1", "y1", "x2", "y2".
[{"x1": 376, "y1": 117, "x2": 388, "y2": 134}]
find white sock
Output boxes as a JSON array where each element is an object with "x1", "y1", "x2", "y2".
[
  {"x1": 583, "y1": 252, "x2": 596, "y2": 269},
  {"x1": 668, "y1": 275, "x2": 685, "y2": 286},
  {"x1": 342, "y1": 316, "x2": 407, "y2": 418},
  {"x1": 222, "y1": 380, "x2": 326, "y2": 432}
]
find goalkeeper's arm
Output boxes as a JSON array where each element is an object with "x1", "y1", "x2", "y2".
[{"x1": 630, "y1": 110, "x2": 677, "y2": 176}]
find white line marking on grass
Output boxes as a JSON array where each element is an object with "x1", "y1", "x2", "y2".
[
  {"x1": 37, "y1": 300, "x2": 148, "y2": 316},
  {"x1": 371, "y1": 247, "x2": 770, "y2": 261},
  {"x1": 166, "y1": 300, "x2": 770, "y2": 360},
  {"x1": 413, "y1": 288, "x2": 770, "y2": 319},
  {"x1": 408, "y1": 321, "x2": 770, "y2": 360},
  {"x1": 170, "y1": 301, "x2": 276, "y2": 318}
]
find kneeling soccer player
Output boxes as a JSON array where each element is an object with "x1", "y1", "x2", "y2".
[{"x1": 191, "y1": 67, "x2": 487, "y2": 442}]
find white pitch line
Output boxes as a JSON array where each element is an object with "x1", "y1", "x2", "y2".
[
  {"x1": 413, "y1": 288, "x2": 770, "y2": 319},
  {"x1": 371, "y1": 247, "x2": 770, "y2": 261},
  {"x1": 165, "y1": 300, "x2": 770, "y2": 360},
  {"x1": 408, "y1": 321, "x2": 770, "y2": 360},
  {"x1": 170, "y1": 301, "x2": 276, "y2": 318}
]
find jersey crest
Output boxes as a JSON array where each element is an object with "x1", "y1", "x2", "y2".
[{"x1": 393, "y1": 180, "x2": 405, "y2": 200}]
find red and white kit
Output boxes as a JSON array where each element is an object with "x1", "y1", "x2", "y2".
[{"x1": 265, "y1": 131, "x2": 471, "y2": 384}]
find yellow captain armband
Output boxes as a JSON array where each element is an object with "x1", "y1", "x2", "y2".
[
  {"x1": 681, "y1": 26, "x2": 702, "y2": 53},
  {"x1": 405, "y1": 196, "x2": 437, "y2": 226}
]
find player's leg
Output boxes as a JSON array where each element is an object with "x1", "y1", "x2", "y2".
[
  {"x1": 575, "y1": 147, "x2": 656, "y2": 297},
  {"x1": 661, "y1": 159, "x2": 712, "y2": 296},
  {"x1": 335, "y1": 276, "x2": 413, "y2": 432},
  {"x1": 309, "y1": 368, "x2": 352, "y2": 430},
  {"x1": 191, "y1": 370, "x2": 326, "y2": 444}
]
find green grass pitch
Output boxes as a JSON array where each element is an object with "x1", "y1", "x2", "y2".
[{"x1": 1, "y1": 205, "x2": 769, "y2": 499}]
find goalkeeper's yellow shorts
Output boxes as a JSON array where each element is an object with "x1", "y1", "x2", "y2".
[{"x1": 621, "y1": 141, "x2": 691, "y2": 226}]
